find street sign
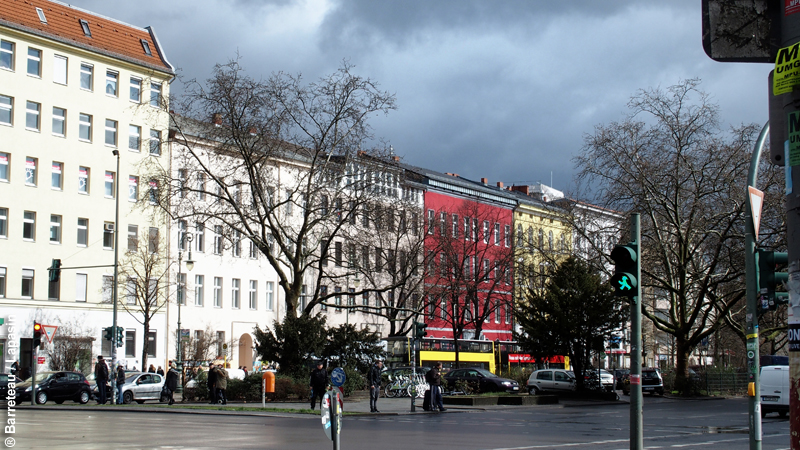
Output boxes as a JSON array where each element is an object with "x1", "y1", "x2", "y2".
[
  {"x1": 42, "y1": 324, "x2": 58, "y2": 344},
  {"x1": 331, "y1": 367, "x2": 346, "y2": 387},
  {"x1": 748, "y1": 187, "x2": 765, "y2": 239},
  {"x1": 702, "y1": 0, "x2": 778, "y2": 63},
  {"x1": 321, "y1": 390, "x2": 342, "y2": 441},
  {"x1": 37, "y1": 357, "x2": 45, "y2": 364}
]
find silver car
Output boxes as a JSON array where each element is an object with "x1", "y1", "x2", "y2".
[
  {"x1": 120, "y1": 372, "x2": 167, "y2": 404},
  {"x1": 527, "y1": 369, "x2": 576, "y2": 395}
]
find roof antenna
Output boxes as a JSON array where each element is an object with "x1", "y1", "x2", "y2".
[{"x1": 550, "y1": 171, "x2": 553, "y2": 188}]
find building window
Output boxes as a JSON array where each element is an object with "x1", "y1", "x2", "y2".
[
  {"x1": 22, "y1": 211, "x2": 35, "y2": 240},
  {"x1": 178, "y1": 169, "x2": 187, "y2": 198},
  {"x1": 79, "y1": 19, "x2": 92, "y2": 37},
  {"x1": 103, "y1": 222, "x2": 114, "y2": 249},
  {"x1": 79, "y1": 113, "x2": 92, "y2": 141},
  {"x1": 483, "y1": 221, "x2": 490, "y2": 244},
  {"x1": 78, "y1": 166, "x2": 89, "y2": 194},
  {"x1": 105, "y1": 119, "x2": 117, "y2": 147},
  {"x1": 195, "y1": 275, "x2": 204, "y2": 307},
  {"x1": 129, "y1": 125, "x2": 140, "y2": 151},
  {"x1": 0, "y1": 267, "x2": 5, "y2": 298},
  {"x1": 216, "y1": 331, "x2": 225, "y2": 358},
  {"x1": 427, "y1": 209, "x2": 434, "y2": 234},
  {"x1": 214, "y1": 277, "x2": 222, "y2": 307},
  {"x1": 147, "y1": 331, "x2": 157, "y2": 358},
  {"x1": 25, "y1": 157, "x2": 36, "y2": 186},
  {"x1": 494, "y1": 223, "x2": 500, "y2": 246},
  {"x1": 335, "y1": 241, "x2": 343, "y2": 266},
  {"x1": 0, "y1": 95, "x2": 11, "y2": 125},
  {"x1": 299, "y1": 285, "x2": 307, "y2": 312},
  {"x1": 320, "y1": 286, "x2": 328, "y2": 311},
  {"x1": 125, "y1": 330, "x2": 135, "y2": 357},
  {"x1": 150, "y1": 82, "x2": 162, "y2": 107},
  {"x1": 27, "y1": 48, "x2": 41, "y2": 77},
  {"x1": 0, "y1": 208, "x2": 6, "y2": 238},
  {"x1": 266, "y1": 281, "x2": 274, "y2": 310},
  {"x1": 452, "y1": 214, "x2": 459, "y2": 238},
  {"x1": 53, "y1": 55, "x2": 67, "y2": 85},
  {"x1": 105, "y1": 71, "x2": 118, "y2": 97},
  {"x1": 128, "y1": 175, "x2": 138, "y2": 202},
  {"x1": 130, "y1": 77, "x2": 141, "y2": 102},
  {"x1": 148, "y1": 179, "x2": 158, "y2": 204},
  {"x1": 80, "y1": 63, "x2": 93, "y2": 91},
  {"x1": 26, "y1": 101, "x2": 40, "y2": 131},
  {"x1": 177, "y1": 273, "x2": 186, "y2": 306},
  {"x1": 249, "y1": 280, "x2": 257, "y2": 310},
  {"x1": 71, "y1": 273, "x2": 87, "y2": 302},
  {"x1": 505, "y1": 225, "x2": 511, "y2": 247},
  {"x1": 231, "y1": 278, "x2": 240, "y2": 309},
  {"x1": 52, "y1": 107, "x2": 66, "y2": 136},
  {"x1": 440, "y1": 297, "x2": 447, "y2": 320},
  {"x1": 21, "y1": 269, "x2": 34, "y2": 298},
  {"x1": 104, "y1": 171, "x2": 115, "y2": 198},
  {"x1": 49, "y1": 214, "x2": 61, "y2": 243},
  {"x1": 214, "y1": 225, "x2": 223, "y2": 255},
  {"x1": 0, "y1": 41, "x2": 14, "y2": 71},
  {"x1": 149, "y1": 129, "x2": 161, "y2": 155},
  {"x1": 128, "y1": 224, "x2": 138, "y2": 252},
  {"x1": 0, "y1": 152, "x2": 7, "y2": 181},
  {"x1": 102, "y1": 275, "x2": 113, "y2": 303},
  {"x1": 232, "y1": 230, "x2": 241, "y2": 257},
  {"x1": 196, "y1": 223, "x2": 204, "y2": 252},
  {"x1": 148, "y1": 227, "x2": 159, "y2": 253},
  {"x1": 334, "y1": 287, "x2": 341, "y2": 311},
  {"x1": 77, "y1": 218, "x2": 88, "y2": 246}
]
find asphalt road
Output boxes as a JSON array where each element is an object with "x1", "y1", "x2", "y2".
[{"x1": 6, "y1": 396, "x2": 790, "y2": 450}]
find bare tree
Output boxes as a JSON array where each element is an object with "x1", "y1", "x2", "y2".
[
  {"x1": 574, "y1": 79, "x2": 781, "y2": 392},
  {"x1": 118, "y1": 231, "x2": 171, "y2": 371},
  {"x1": 149, "y1": 59, "x2": 423, "y2": 320},
  {"x1": 46, "y1": 317, "x2": 95, "y2": 375}
]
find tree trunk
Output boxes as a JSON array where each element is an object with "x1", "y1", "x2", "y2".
[
  {"x1": 674, "y1": 337, "x2": 692, "y2": 396},
  {"x1": 141, "y1": 318, "x2": 150, "y2": 372}
]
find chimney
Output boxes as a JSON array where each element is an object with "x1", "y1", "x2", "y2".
[
  {"x1": 392, "y1": 155, "x2": 400, "y2": 162},
  {"x1": 445, "y1": 172, "x2": 460, "y2": 177},
  {"x1": 211, "y1": 113, "x2": 222, "y2": 126},
  {"x1": 496, "y1": 181, "x2": 504, "y2": 189},
  {"x1": 511, "y1": 185, "x2": 529, "y2": 195},
  {"x1": 481, "y1": 177, "x2": 488, "y2": 184}
]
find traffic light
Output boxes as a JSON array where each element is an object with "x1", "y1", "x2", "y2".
[
  {"x1": 103, "y1": 326, "x2": 113, "y2": 341},
  {"x1": 33, "y1": 322, "x2": 42, "y2": 347},
  {"x1": 116, "y1": 326, "x2": 124, "y2": 347},
  {"x1": 757, "y1": 249, "x2": 788, "y2": 311},
  {"x1": 48, "y1": 259, "x2": 62, "y2": 283},
  {"x1": 414, "y1": 321, "x2": 427, "y2": 339},
  {"x1": 610, "y1": 244, "x2": 638, "y2": 298}
]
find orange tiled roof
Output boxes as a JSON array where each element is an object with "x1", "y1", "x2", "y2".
[{"x1": 0, "y1": 0, "x2": 173, "y2": 74}]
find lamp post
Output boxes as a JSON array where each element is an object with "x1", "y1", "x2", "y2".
[
  {"x1": 111, "y1": 149, "x2": 120, "y2": 404},
  {"x1": 176, "y1": 232, "x2": 194, "y2": 398}
]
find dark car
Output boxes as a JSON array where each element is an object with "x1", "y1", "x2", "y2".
[
  {"x1": 443, "y1": 367, "x2": 520, "y2": 394},
  {"x1": 16, "y1": 371, "x2": 92, "y2": 404},
  {"x1": 622, "y1": 367, "x2": 664, "y2": 396},
  {"x1": 0, "y1": 373, "x2": 22, "y2": 399}
]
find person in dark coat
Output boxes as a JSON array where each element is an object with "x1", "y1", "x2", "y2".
[
  {"x1": 309, "y1": 361, "x2": 327, "y2": 410},
  {"x1": 367, "y1": 360, "x2": 383, "y2": 413},
  {"x1": 207, "y1": 363, "x2": 217, "y2": 404},
  {"x1": 157, "y1": 366, "x2": 165, "y2": 376},
  {"x1": 148, "y1": 364, "x2": 156, "y2": 373},
  {"x1": 165, "y1": 361, "x2": 179, "y2": 405},
  {"x1": 430, "y1": 362, "x2": 446, "y2": 412},
  {"x1": 216, "y1": 365, "x2": 228, "y2": 405},
  {"x1": 116, "y1": 365, "x2": 126, "y2": 404},
  {"x1": 94, "y1": 355, "x2": 109, "y2": 405}
]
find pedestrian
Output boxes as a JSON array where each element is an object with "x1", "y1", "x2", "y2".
[
  {"x1": 148, "y1": 364, "x2": 156, "y2": 373},
  {"x1": 116, "y1": 365, "x2": 126, "y2": 404},
  {"x1": 216, "y1": 364, "x2": 228, "y2": 405},
  {"x1": 309, "y1": 361, "x2": 327, "y2": 410},
  {"x1": 367, "y1": 359, "x2": 383, "y2": 413},
  {"x1": 9, "y1": 360, "x2": 18, "y2": 377},
  {"x1": 94, "y1": 355, "x2": 109, "y2": 405},
  {"x1": 166, "y1": 361, "x2": 179, "y2": 405},
  {"x1": 207, "y1": 363, "x2": 217, "y2": 404},
  {"x1": 157, "y1": 366, "x2": 164, "y2": 376},
  {"x1": 429, "y1": 362, "x2": 446, "y2": 412}
]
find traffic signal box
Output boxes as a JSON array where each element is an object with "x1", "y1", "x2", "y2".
[
  {"x1": 103, "y1": 326, "x2": 113, "y2": 341},
  {"x1": 756, "y1": 249, "x2": 788, "y2": 311},
  {"x1": 33, "y1": 322, "x2": 42, "y2": 347},
  {"x1": 610, "y1": 244, "x2": 638, "y2": 298},
  {"x1": 413, "y1": 321, "x2": 428, "y2": 339},
  {"x1": 48, "y1": 259, "x2": 61, "y2": 283}
]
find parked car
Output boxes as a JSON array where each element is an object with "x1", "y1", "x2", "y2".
[
  {"x1": 443, "y1": 367, "x2": 520, "y2": 394},
  {"x1": 120, "y1": 372, "x2": 168, "y2": 404},
  {"x1": 622, "y1": 368, "x2": 664, "y2": 396},
  {"x1": 0, "y1": 373, "x2": 22, "y2": 399},
  {"x1": 527, "y1": 369, "x2": 576, "y2": 395},
  {"x1": 88, "y1": 369, "x2": 139, "y2": 400},
  {"x1": 584, "y1": 369, "x2": 615, "y2": 391},
  {"x1": 16, "y1": 371, "x2": 92, "y2": 404}
]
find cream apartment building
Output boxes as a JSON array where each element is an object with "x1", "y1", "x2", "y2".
[{"x1": 0, "y1": 0, "x2": 174, "y2": 374}]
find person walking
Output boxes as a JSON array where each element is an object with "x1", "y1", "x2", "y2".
[
  {"x1": 156, "y1": 366, "x2": 164, "y2": 376},
  {"x1": 216, "y1": 365, "x2": 228, "y2": 405},
  {"x1": 148, "y1": 364, "x2": 156, "y2": 373},
  {"x1": 166, "y1": 361, "x2": 179, "y2": 405},
  {"x1": 430, "y1": 362, "x2": 446, "y2": 412},
  {"x1": 367, "y1": 360, "x2": 383, "y2": 413},
  {"x1": 309, "y1": 361, "x2": 327, "y2": 410},
  {"x1": 116, "y1": 365, "x2": 126, "y2": 404},
  {"x1": 207, "y1": 363, "x2": 217, "y2": 404},
  {"x1": 94, "y1": 355, "x2": 109, "y2": 405}
]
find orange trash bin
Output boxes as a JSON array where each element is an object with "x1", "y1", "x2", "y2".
[{"x1": 263, "y1": 371, "x2": 275, "y2": 393}]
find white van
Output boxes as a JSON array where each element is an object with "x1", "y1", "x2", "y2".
[{"x1": 760, "y1": 365, "x2": 789, "y2": 417}]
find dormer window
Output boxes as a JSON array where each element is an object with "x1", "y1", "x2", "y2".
[
  {"x1": 140, "y1": 40, "x2": 152, "y2": 56},
  {"x1": 36, "y1": 8, "x2": 47, "y2": 24},
  {"x1": 79, "y1": 19, "x2": 91, "y2": 37}
]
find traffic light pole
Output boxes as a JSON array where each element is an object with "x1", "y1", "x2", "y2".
[{"x1": 628, "y1": 213, "x2": 642, "y2": 450}]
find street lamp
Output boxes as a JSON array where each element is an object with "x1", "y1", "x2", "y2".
[
  {"x1": 176, "y1": 232, "x2": 194, "y2": 398},
  {"x1": 111, "y1": 149, "x2": 120, "y2": 404}
]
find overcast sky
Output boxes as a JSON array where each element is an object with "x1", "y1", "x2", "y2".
[{"x1": 78, "y1": 0, "x2": 769, "y2": 194}]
